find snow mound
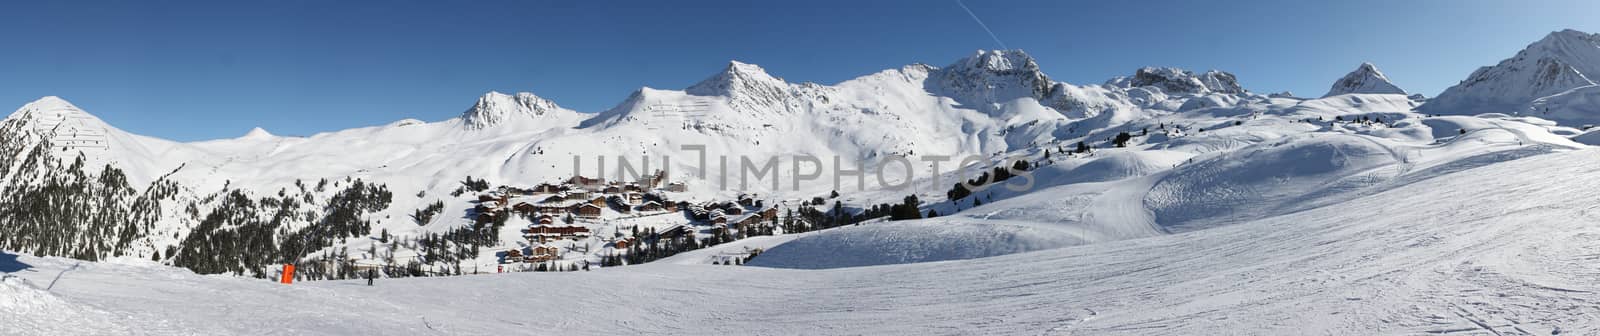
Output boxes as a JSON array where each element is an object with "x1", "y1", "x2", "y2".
[
  {"x1": 747, "y1": 219, "x2": 1081, "y2": 269},
  {"x1": 1063, "y1": 150, "x2": 1189, "y2": 184},
  {"x1": 1523, "y1": 84, "x2": 1600, "y2": 126},
  {"x1": 0, "y1": 275, "x2": 131, "y2": 335},
  {"x1": 1145, "y1": 134, "x2": 1403, "y2": 231}
]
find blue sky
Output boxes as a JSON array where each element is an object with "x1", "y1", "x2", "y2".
[{"x1": 2, "y1": 0, "x2": 1597, "y2": 141}]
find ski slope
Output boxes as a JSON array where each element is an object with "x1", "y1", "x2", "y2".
[{"x1": 5, "y1": 147, "x2": 1599, "y2": 335}]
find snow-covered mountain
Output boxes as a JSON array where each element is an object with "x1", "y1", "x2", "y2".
[
  {"x1": 1421, "y1": 29, "x2": 1600, "y2": 120},
  {"x1": 5, "y1": 29, "x2": 1600, "y2": 289},
  {"x1": 0, "y1": 49, "x2": 1211, "y2": 276},
  {"x1": 9, "y1": 28, "x2": 1600, "y2": 336},
  {"x1": 1324, "y1": 62, "x2": 1407, "y2": 97}
]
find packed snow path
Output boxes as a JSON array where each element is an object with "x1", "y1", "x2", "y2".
[{"x1": 6, "y1": 148, "x2": 1600, "y2": 335}]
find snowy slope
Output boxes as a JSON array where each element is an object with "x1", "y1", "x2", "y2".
[
  {"x1": 1421, "y1": 29, "x2": 1600, "y2": 118},
  {"x1": 1323, "y1": 62, "x2": 1407, "y2": 97},
  {"x1": 7, "y1": 146, "x2": 1600, "y2": 335}
]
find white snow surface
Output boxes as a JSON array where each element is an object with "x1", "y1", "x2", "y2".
[
  {"x1": 6, "y1": 147, "x2": 1600, "y2": 334},
  {"x1": 7, "y1": 31, "x2": 1600, "y2": 334}
]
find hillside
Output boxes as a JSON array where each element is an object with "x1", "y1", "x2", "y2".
[{"x1": 6, "y1": 146, "x2": 1599, "y2": 335}]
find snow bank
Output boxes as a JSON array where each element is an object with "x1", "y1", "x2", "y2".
[{"x1": 747, "y1": 219, "x2": 1081, "y2": 269}]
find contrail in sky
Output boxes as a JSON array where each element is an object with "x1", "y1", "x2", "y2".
[{"x1": 956, "y1": 0, "x2": 1009, "y2": 50}]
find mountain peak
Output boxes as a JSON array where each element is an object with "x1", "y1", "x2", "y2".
[
  {"x1": 8, "y1": 96, "x2": 92, "y2": 122},
  {"x1": 952, "y1": 49, "x2": 1040, "y2": 73},
  {"x1": 21, "y1": 96, "x2": 81, "y2": 112},
  {"x1": 240, "y1": 127, "x2": 274, "y2": 140},
  {"x1": 460, "y1": 91, "x2": 564, "y2": 129},
  {"x1": 685, "y1": 60, "x2": 790, "y2": 99},
  {"x1": 1421, "y1": 29, "x2": 1600, "y2": 116},
  {"x1": 933, "y1": 49, "x2": 1055, "y2": 105},
  {"x1": 1324, "y1": 62, "x2": 1406, "y2": 97},
  {"x1": 1115, "y1": 67, "x2": 1244, "y2": 94}
]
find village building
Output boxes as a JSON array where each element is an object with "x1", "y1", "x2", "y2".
[
  {"x1": 512, "y1": 202, "x2": 536, "y2": 214},
  {"x1": 613, "y1": 238, "x2": 634, "y2": 250},
  {"x1": 525, "y1": 225, "x2": 591, "y2": 243},
  {"x1": 574, "y1": 203, "x2": 603, "y2": 218},
  {"x1": 637, "y1": 201, "x2": 663, "y2": 212},
  {"x1": 740, "y1": 213, "x2": 764, "y2": 226},
  {"x1": 567, "y1": 176, "x2": 603, "y2": 187},
  {"x1": 529, "y1": 244, "x2": 560, "y2": 262},
  {"x1": 659, "y1": 225, "x2": 692, "y2": 239},
  {"x1": 665, "y1": 181, "x2": 688, "y2": 192}
]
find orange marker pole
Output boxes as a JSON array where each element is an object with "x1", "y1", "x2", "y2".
[{"x1": 280, "y1": 264, "x2": 295, "y2": 284}]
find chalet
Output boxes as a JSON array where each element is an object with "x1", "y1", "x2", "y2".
[
  {"x1": 638, "y1": 170, "x2": 666, "y2": 188},
  {"x1": 761, "y1": 207, "x2": 778, "y2": 219},
  {"x1": 574, "y1": 203, "x2": 603, "y2": 218},
  {"x1": 737, "y1": 193, "x2": 757, "y2": 207},
  {"x1": 665, "y1": 182, "x2": 688, "y2": 192},
  {"x1": 624, "y1": 183, "x2": 643, "y2": 193},
  {"x1": 626, "y1": 192, "x2": 644, "y2": 204},
  {"x1": 659, "y1": 225, "x2": 691, "y2": 239},
  {"x1": 637, "y1": 201, "x2": 663, "y2": 212},
  {"x1": 567, "y1": 176, "x2": 603, "y2": 187},
  {"x1": 664, "y1": 201, "x2": 680, "y2": 212},
  {"x1": 602, "y1": 185, "x2": 622, "y2": 194},
  {"x1": 530, "y1": 244, "x2": 560, "y2": 262},
  {"x1": 533, "y1": 204, "x2": 569, "y2": 215},
  {"x1": 532, "y1": 183, "x2": 562, "y2": 193},
  {"x1": 613, "y1": 238, "x2": 634, "y2": 250},
  {"x1": 525, "y1": 225, "x2": 591, "y2": 242},
  {"x1": 566, "y1": 188, "x2": 590, "y2": 200},
  {"x1": 724, "y1": 206, "x2": 744, "y2": 215},
  {"x1": 710, "y1": 215, "x2": 728, "y2": 225},
  {"x1": 478, "y1": 194, "x2": 497, "y2": 203},
  {"x1": 476, "y1": 211, "x2": 500, "y2": 225},
  {"x1": 589, "y1": 196, "x2": 607, "y2": 206},
  {"x1": 512, "y1": 202, "x2": 536, "y2": 214},
  {"x1": 504, "y1": 249, "x2": 525, "y2": 263},
  {"x1": 540, "y1": 194, "x2": 567, "y2": 204},
  {"x1": 740, "y1": 213, "x2": 764, "y2": 226},
  {"x1": 688, "y1": 204, "x2": 711, "y2": 220},
  {"x1": 535, "y1": 215, "x2": 555, "y2": 225}
]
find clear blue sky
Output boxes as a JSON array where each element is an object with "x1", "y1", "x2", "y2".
[{"x1": 2, "y1": 0, "x2": 1597, "y2": 141}]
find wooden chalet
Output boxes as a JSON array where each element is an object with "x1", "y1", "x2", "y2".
[
  {"x1": 665, "y1": 182, "x2": 688, "y2": 192},
  {"x1": 574, "y1": 203, "x2": 603, "y2": 218},
  {"x1": 567, "y1": 176, "x2": 603, "y2": 187},
  {"x1": 531, "y1": 183, "x2": 562, "y2": 193}
]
